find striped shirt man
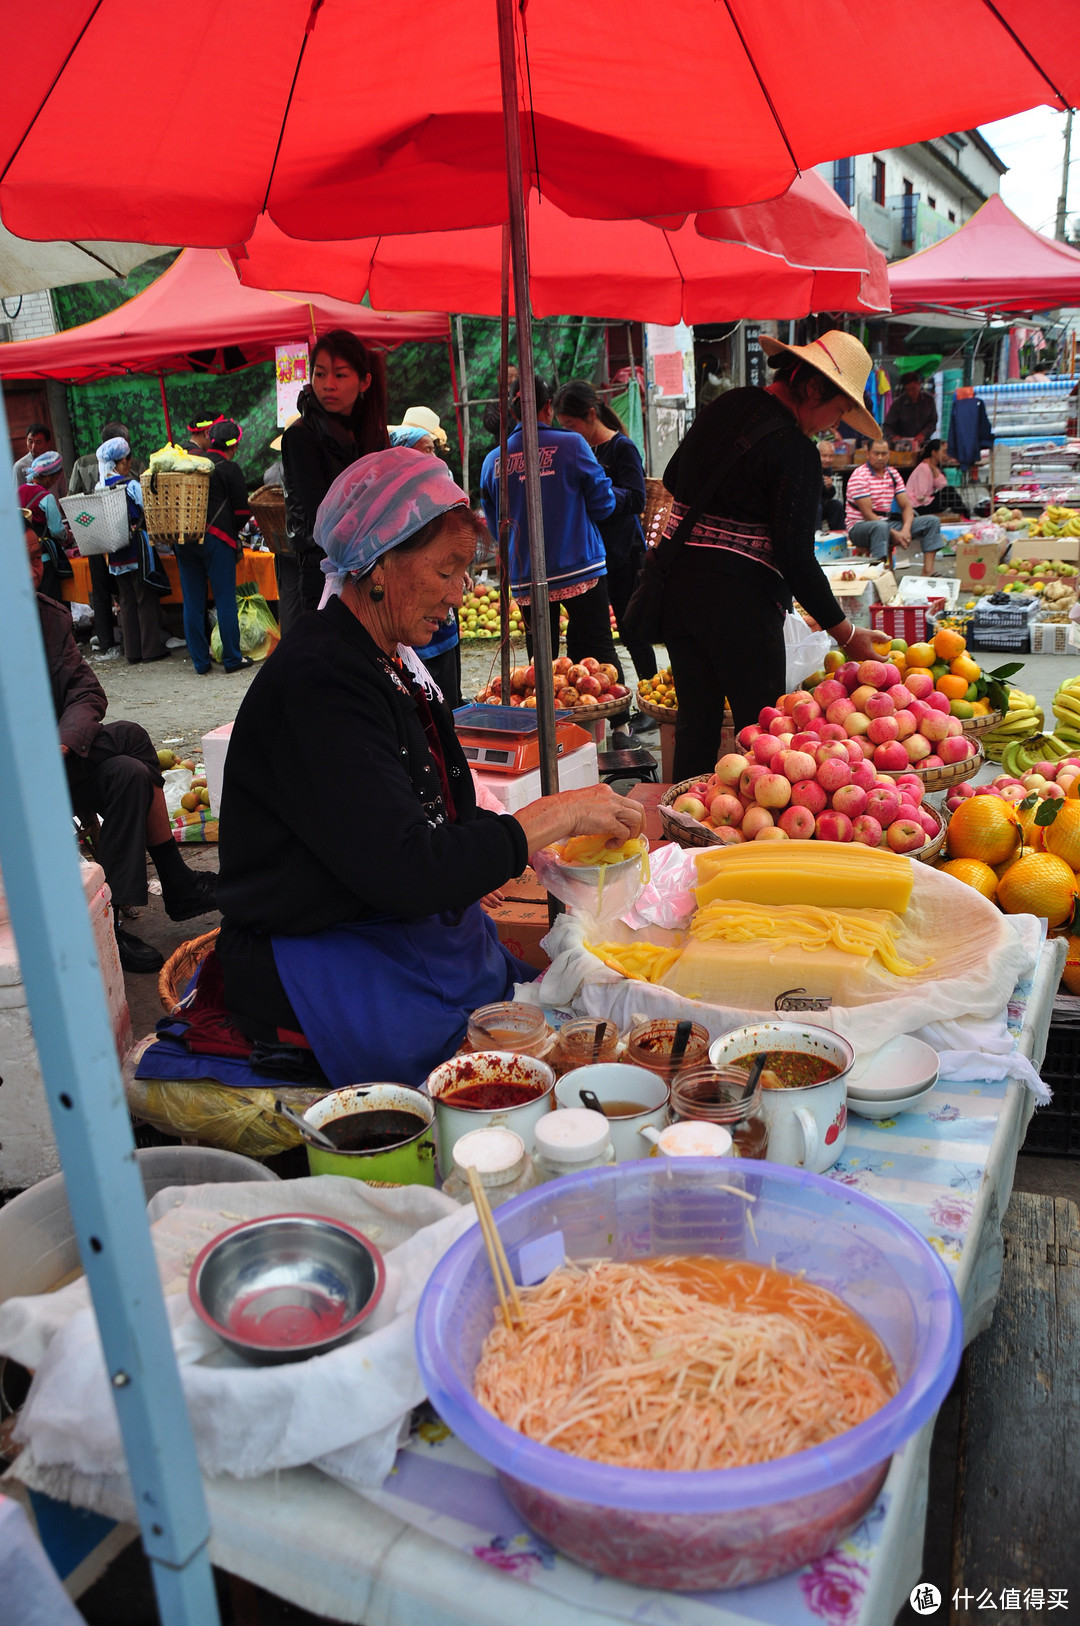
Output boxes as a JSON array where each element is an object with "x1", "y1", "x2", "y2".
[{"x1": 845, "y1": 461, "x2": 906, "y2": 531}]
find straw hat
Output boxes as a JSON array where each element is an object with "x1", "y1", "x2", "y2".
[
  {"x1": 270, "y1": 414, "x2": 299, "y2": 452},
  {"x1": 758, "y1": 330, "x2": 880, "y2": 439},
  {"x1": 389, "y1": 405, "x2": 447, "y2": 446}
]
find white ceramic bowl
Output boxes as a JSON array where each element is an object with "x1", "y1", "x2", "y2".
[
  {"x1": 426, "y1": 1052, "x2": 555, "y2": 1178},
  {"x1": 554, "y1": 1062, "x2": 669, "y2": 1162},
  {"x1": 845, "y1": 1036, "x2": 940, "y2": 1103},
  {"x1": 847, "y1": 1078, "x2": 938, "y2": 1120}
]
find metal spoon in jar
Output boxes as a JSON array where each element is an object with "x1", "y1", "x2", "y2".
[
  {"x1": 740, "y1": 1054, "x2": 767, "y2": 1103},
  {"x1": 275, "y1": 1100, "x2": 337, "y2": 1151},
  {"x1": 669, "y1": 1019, "x2": 694, "y2": 1070}
]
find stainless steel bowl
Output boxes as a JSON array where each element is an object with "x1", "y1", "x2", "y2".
[{"x1": 188, "y1": 1213, "x2": 385, "y2": 1365}]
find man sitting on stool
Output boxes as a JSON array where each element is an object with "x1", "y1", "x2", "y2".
[
  {"x1": 27, "y1": 528, "x2": 218, "y2": 973},
  {"x1": 845, "y1": 439, "x2": 943, "y2": 576}
]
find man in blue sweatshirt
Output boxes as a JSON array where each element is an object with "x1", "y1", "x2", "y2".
[{"x1": 481, "y1": 378, "x2": 623, "y2": 677}]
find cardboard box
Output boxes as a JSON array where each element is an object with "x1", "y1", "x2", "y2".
[
  {"x1": 500, "y1": 866, "x2": 546, "y2": 904},
  {"x1": 955, "y1": 539, "x2": 1006, "y2": 593},
  {"x1": 1009, "y1": 538, "x2": 1080, "y2": 566},
  {"x1": 628, "y1": 781, "x2": 673, "y2": 846},
  {"x1": 483, "y1": 901, "x2": 550, "y2": 971}
]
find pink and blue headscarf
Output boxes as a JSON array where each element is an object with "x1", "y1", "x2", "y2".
[{"x1": 314, "y1": 446, "x2": 469, "y2": 609}]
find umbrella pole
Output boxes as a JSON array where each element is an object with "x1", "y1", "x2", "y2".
[
  {"x1": 498, "y1": 225, "x2": 513, "y2": 710},
  {"x1": 158, "y1": 372, "x2": 174, "y2": 442},
  {"x1": 446, "y1": 326, "x2": 466, "y2": 477},
  {"x1": 496, "y1": 0, "x2": 558, "y2": 796}
]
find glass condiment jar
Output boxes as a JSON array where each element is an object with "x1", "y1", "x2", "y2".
[
  {"x1": 550, "y1": 1018, "x2": 619, "y2": 1077},
  {"x1": 441, "y1": 1127, "x2": 537, "y2": 1208},
  {"x1": 533, "y1": 1108, "x2": 616, "y2": 1181},
  {"x1": 626, "y1": 1018, "x2": 710, "y2": 1083},
  {"x1": 670, "y1": 1065, "x2": 770, "y2": 1160},
  {"x1": 467, "y1": 1002, "x2": 549, "y2": 1057}
]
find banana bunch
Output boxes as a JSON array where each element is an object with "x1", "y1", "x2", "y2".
[
  {"x1": 1000, "y1": 732, "x2": 1072, "y2": 778},
  {"x1": 1052, "y1": 674, "x2": 1080, "y2": 750},
  {"x1": 1031, "y1": 506, "x2": 1080, "y2": 539},
  {"x1": 981, "y1": 687, "x2": 1044, "y2": 761}
]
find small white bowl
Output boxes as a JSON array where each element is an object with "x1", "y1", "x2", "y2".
[
  {"x1": 848, "y1": 1078, "x2": 938, "y2": 1120},
  {"x1": 845, "y1": 1036, "x2": 940, "y2": 1103}
]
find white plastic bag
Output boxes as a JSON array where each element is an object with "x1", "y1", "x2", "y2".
[
  {"x1": 161, "y1": 765, "x2": 194, "y2": 817},
  {"x1": 784, "y1": 612, "x2": 831, "y2": 689}
]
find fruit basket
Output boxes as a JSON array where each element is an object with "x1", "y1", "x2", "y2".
[
  {"x1": 636, "y1": 692, "x2": 679, "y2": 723},
  {"x1": 658, "y1": 778, "x2": 945, "y2": 863},
  {"x1": 960, "y1": 708, "x2": 1003, "y2": 736},
  {"x1": 876, "y1": 743, "x2": 984, "y2": 794}
]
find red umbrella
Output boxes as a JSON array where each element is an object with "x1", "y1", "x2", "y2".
[
  {"x1": 0, "y1": 2, "x2": 1072, "y2": 245},
  {"x1": 231, "y1": 173, "x2": 889, "y2": 321},
  {"x1": 0, "y1": 1, "x2": 1073, "y2": 791}
]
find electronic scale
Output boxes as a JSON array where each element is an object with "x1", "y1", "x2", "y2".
[{"x1": 453, "y1": 705, "x2": 592, "y2": 774}]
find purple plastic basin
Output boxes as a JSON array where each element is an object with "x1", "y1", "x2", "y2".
[{"x1": 416, "y1": 1159, "x2": 961, "y2": 1591}]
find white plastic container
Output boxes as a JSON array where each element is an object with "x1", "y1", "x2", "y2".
[
  {"x1": 533, "y1": 1108, "x2": 615, "y2": 1180},
  {"x1": 641, "y1": 1120, "x2": 734, "y2": 1159},
  {"x1": 442, "y1": 1127, "x2": 536, "y2": 1208}
]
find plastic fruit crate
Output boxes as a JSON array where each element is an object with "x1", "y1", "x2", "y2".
[
  {"x1": 968, "y1": 625, "x2": 1032, "y2": 653},
  {"x1": 1031, "y1": 621, "x2": 1074, "y2": 655},
  {"x1": 869, "y1": 601, "x2": 944, "y2": 641},
  {"x1": 1024, "y1": 998, "x2": 1080, "y2": 1157}
]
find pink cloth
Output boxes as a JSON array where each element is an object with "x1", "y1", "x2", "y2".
[{"x1": 905, "y1": 461, "x2": 947, "y2": 508}]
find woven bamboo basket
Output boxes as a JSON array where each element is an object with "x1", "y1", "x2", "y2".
[
  {"x1": 642, "y1": 478, "x2": 674, "y2": 549},
  {"x1": 140, "y1": 468, "x2": 209, "y2": 546},
  {"x1": 877, "y1": 742, "x2": 985, "y2": 793},
  {"x1": 659, "y1": 778, "x2": 946, "y2": 862},
  {"x1": 960, "y1": 709, "x2": 1003, "y2": 736},
  {"x1": 636, "y1": 693, "x2": 735, "y2": 731},
  {"x1": 159, "y1": 928, "x2": 220, "y2": 1015},
  {"x1": 248, "y1": 484, "x2": 291, "y2": 553},
  {"x1": 477, "y1": 692, "x2": 629, "y2": 721}
]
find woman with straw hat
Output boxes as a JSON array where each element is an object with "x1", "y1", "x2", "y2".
[{"x1": 654, "y1": 329, "x2": 881, "y2": 780}]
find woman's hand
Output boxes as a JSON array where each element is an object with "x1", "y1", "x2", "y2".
[
  {"x1": 841, "y1": 625, "x2": 878, "y2": 662},
  {"x1": 514, "y1": 784, "x2": 645, "y2": 857}
]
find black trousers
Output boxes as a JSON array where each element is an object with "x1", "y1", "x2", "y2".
[
  {"x1": 661, "y1": 563, "x2": 786, "y2": 782},
  {"x1": 605, "y1": 547, "x2": 657, "y2": 680},
  {"x1": 276, "y1": 551, "x2": 326, "y2": 634},
  {"x1": 520, "y1": 578, "x2": 623, "y2": 680},
  {"x1": 88, "y1": 552, "x2": 117, "y2": 649},
  {"x1": 820, "y1": 495, "x2": 846, "y2": 531},
  {"x1": 66, "y1": 721, "x2": 164, "y2": 908}
]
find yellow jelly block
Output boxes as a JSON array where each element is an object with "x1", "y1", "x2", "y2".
[{"x1": 694, "y1": 844, "x2": 912, "y2": 916}]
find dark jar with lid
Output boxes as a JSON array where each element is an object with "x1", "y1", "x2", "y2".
[
  {"x1": 626, "y1": 1019, "x2": 710, "y2": 1083},
  {"x1": 670, "y1": 1065, "x2": 769, "y2": 1159}
]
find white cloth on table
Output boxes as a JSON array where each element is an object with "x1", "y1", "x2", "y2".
[{"x1": 0, "y1": 1178, "x2": 476, "y2": 1502}]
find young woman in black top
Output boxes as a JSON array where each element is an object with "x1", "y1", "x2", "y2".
[
  {"x1": 659, "y1": 331, "x2": 881, "y2": 780},
  {"x1": 279, "y1": 329, "x2": 388, "y2": 630},
  {"x1": 554, "y1": 382, "x2": 656, "y2": 713}
]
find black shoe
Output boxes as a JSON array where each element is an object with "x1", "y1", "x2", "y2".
[
  {"x1": 115, "y1": 928, "x2": 165, "y2": 974},
  {"x1": 165, "y1": 872, "x2": 219, "y2": 923},
  {"x1": 223, "y1": 657, "x2": 255, "y2": 673},
  {"x1": 628, "y1": 711, "x2": 659, "y2": 735}
]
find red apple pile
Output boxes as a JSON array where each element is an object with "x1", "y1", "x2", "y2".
[
  {"x1": 945, "y1": 756, "x2": 1080, "y2": 816},
  {"x1": 774, "y1": 659, "x2": 980, "y2": 777},
  {"x1": 477, "y1": 656, "x2": 630, "y2": 710}
]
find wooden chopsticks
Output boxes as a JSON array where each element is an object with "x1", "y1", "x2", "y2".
[{"x1": 466, "y1": 1166, "x2": 524, "y2": 1330}]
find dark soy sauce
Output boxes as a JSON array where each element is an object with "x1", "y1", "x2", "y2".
[{"x1": 322, "y1": 1109, "x2": 426, "y2": 1152}]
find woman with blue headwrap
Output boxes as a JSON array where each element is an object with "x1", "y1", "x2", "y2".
[
  {"x1": 214, "y1": 447, "x2": 642, "y2": 1089},
  {"x1": 96, "y1": 436, "x2": 167, "y2": 664}
]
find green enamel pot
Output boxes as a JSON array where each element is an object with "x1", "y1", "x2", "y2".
[{"x1": 301, "y1": 1085, "x2": 436, "y2": 1186}]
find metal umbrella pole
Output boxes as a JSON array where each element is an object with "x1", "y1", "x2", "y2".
[
  {"x1": 0, "y1": 400, "x2": 219, "y2": 1626},
  {"x1": 497, "y1": 222, "x2": 512, "y2": 709},
  {"x1": 495, "y1": 0, "x2": 558, "y2": 796}
]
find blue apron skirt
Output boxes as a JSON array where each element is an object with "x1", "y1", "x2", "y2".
[{"x1": 271, "y1": 903, "x2": 539, "y2": 1089}]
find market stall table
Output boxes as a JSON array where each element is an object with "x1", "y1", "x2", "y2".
[
  {"x1": 9, "y1": 935, "x2": 1063, "y2": 1626},
  {"x1": 60, "y1": 548, "x2": 279, "y2": 610}
]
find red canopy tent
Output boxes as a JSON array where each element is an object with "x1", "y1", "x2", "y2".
[
  {"x1": 232, "y1": 172, "x2": 890, "y2": 321},
  {"x1": 888, "y1": 194, "x2": 1080, "y2": 314},
  {"x1": 0, "y1": 246, "x2": 449, "y2": 381}
]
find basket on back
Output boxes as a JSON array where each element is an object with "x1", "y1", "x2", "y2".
[
  {"x1": 140, "y1": 467, "x2": 210, "y2": 547},
  {"x1": 59, "y1": 487, "x2": 130, "y2": 556},
  {"x1": 248, "y1": 485, "x2": 290, "y2": 553},
  {"x1": 642, "y1": 478, "x2": 674, "y2": 550}
]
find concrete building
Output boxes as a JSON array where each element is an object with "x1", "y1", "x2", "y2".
[{"x1": 816, "y1": 131, "x2": 1006, "y2": 261}]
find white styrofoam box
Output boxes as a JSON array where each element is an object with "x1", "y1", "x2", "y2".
[
  {"x1": 0, "y1": 860, "x2": 130, "y2": 1191},
  {"x1": 474, "y1": 741, "x2": 599, "y2": 814},
  {"x1": 202, "y1": 721, "x2": 234, "y2": 818}
]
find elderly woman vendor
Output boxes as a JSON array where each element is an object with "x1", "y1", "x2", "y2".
[{"x1": 216, "y1": 447, "x2": 642, "y2": 1086}]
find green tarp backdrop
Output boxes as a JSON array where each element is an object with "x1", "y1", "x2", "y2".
[{"x1": 53, "y1": 259, "x2": 608, "y2": 493}]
